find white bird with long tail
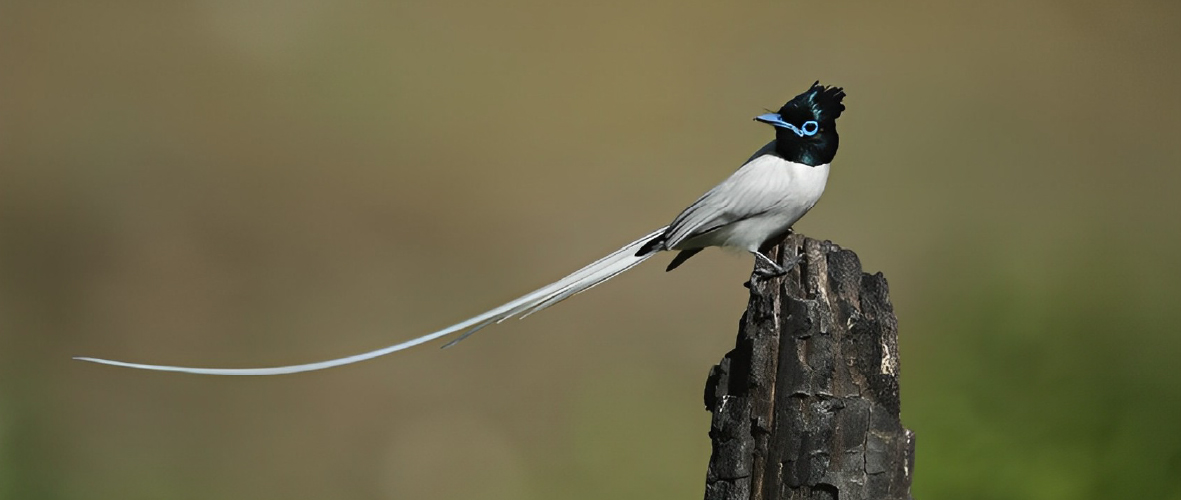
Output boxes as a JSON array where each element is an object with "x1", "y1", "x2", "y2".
[{"x1": 74, "y1": 82, "x2": 847, "y2": 375}]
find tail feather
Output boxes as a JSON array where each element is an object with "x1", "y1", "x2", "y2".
[
  {"x1": 519, "y1": 257, "x2": 642, "y2": 318},
  {"x1": 73, "y1": 227, "x2": 669, "y2": 376}
]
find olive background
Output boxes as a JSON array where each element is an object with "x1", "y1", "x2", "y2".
[{"x1": 2, "y1": 1, "x2": 1179, "y2": 499}]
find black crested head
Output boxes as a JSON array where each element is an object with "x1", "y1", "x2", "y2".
[
  {"x1": 778, "y1": 81, "x2": 846, "y2": 125},
  {"x1": 758, "y1": 82, "x2": 846, "y2": 166}
]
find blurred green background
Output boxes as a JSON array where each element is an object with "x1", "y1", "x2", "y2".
[{"x1": 2, "y1": 0, "x2": 1179, "y2": 499}]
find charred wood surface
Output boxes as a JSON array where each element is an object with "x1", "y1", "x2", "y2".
[{"x1": 704, "y1": 233, "x2": 915, "y2": 500}]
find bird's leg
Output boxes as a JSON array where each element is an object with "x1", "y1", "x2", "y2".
[
  {"x1": 752, "y1": 251, "x2": 788, "y2": 279},
  {"x1": 752, "y1": 248, "x2": 807, "y2": 280}
]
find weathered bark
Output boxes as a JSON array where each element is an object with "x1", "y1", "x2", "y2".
[{"x1": 704, "y1": 233, "x2": 915, "y2": 500}]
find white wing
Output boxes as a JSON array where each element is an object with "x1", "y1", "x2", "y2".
[{"x1": 662, "y1": 149, "x2": 795, "y2": 249}]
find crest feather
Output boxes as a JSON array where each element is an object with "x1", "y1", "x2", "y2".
[{"x1": 779, "y1": 81, "x2": 846, "y2": 123}]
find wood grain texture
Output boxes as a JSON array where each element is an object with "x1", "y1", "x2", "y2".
[{"x1": 704, "y1": 233, "x2": 915, "y2": 500}]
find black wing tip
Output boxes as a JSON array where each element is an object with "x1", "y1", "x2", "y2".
[
  {"x1": 666, "y1": 248, "x2": 703, "y2": 272},
  {"x1": 636, "y1": 235, "x2": 665, "y2": 257}
]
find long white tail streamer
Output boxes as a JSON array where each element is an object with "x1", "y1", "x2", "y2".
[{"x1": 73, "y1": 227, "x2": 669, "y2": 375}]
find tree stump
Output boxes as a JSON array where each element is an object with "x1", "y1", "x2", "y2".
[{"x1": 704, "y1": 233, "x2": 915, "y2": 500}]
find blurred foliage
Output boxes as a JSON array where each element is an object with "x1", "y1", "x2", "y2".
[{"x1": 1, "y1": 0, "x2": 1179, "y2": 499}]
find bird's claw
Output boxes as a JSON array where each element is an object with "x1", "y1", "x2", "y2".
[
  {"x1": 753, "y1": 266, "x2": 788, "y2": 279},
  {"x1": 751, "y1": 250, "x2": 803, "y2": 280}
]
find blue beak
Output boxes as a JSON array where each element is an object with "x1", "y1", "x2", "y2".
[
  {"x1": 754, "y1": 113, "x2": 820, "y2": 137},
  {"x1": 755, "y1": 113, "x2": 793, "y2": 129}
]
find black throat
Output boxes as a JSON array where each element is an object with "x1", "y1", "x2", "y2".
[{"x1": 771, "y1": 128, "x2": 839, "y2": 166}]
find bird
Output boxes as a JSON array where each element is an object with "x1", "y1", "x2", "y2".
[{"x1": 74, "y1": 82, "x2": 847, "y2": 375}]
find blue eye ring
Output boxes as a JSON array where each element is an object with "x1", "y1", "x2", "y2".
[{"x1": 754, "y1": 114, "x2": 821, "y2": 137}]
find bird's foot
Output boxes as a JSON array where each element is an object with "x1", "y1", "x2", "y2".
[
  {"x1": 752, "y1": 251, "x2": 794, "y2": 278},
  {"x1": 753, "y1": 265, "x2": 788, "y2": 279},
  {"x1": 748, "y1": 251, "x2": 804, "y2": 290}
]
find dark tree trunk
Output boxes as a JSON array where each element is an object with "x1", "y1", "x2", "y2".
[{"x1": 704, "y1": 233, "x2": 915, "y2": 500}]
